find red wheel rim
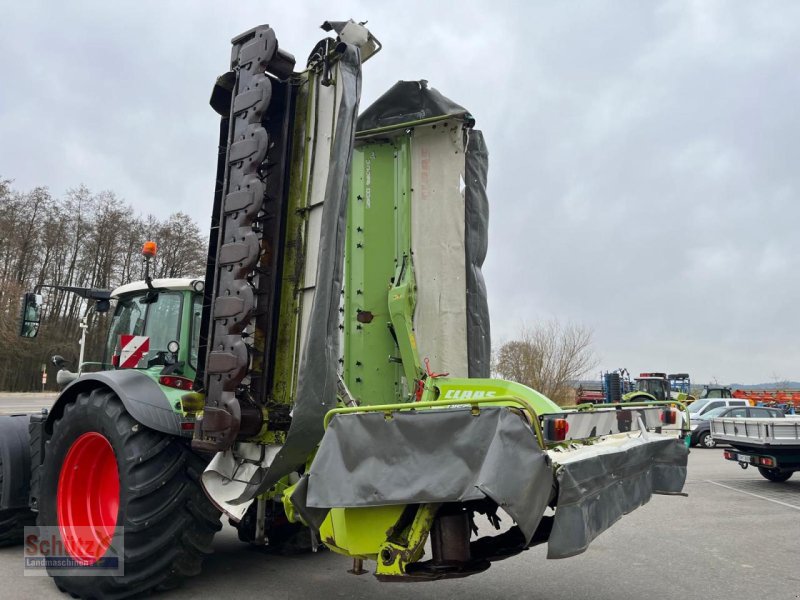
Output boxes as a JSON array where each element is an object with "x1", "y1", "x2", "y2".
[{"x1": 56, "y1": 432, "x2": 120, "y2": 565}]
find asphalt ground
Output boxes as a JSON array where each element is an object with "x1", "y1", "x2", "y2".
[
  {"x1": 0, "y1": 393, "x2": 56, "y2": 415},
  {"x1": 0, "y1": 399, "x2": 798, "y2": 599}
]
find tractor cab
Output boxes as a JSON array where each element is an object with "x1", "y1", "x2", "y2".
[
  {"x1": 698, "y1": 385, "x2": 732, "y2": 400},
  {"x1": 100, "y1": 240, "x2": 204, "y2": 382},
  {"x1": 632, "y1": 372, "x2": 671, "y2": 401},
  {"x1": 18, "y1": 240, "x2": 206, "y2": 390},
  {"x1": 102, "y1": 278, "x2": 205, "y2": 384}
]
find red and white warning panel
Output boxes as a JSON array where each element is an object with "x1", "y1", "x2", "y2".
[{"x1": 119, "y1": 335, "x2": 150, "y2": 368}]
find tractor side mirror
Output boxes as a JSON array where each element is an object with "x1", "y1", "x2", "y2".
[
  {"x1": 95, "y1": 298, "x2": 111, "y2": 313},
  {"x1": 20, "y1": 292, "x2": 43, "y2": 338}
]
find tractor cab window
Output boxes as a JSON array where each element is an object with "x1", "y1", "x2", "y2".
[
  {"x1": 636, "y1": 379, "x2": 668, "y2": 401},
  {"x1": 105, "y1": 297, "x2": 146, "y2": 363},
  {"x1": 145, "y1": 293, "x2": 182, "y2": 361},
  {"x1": 104, "y1": 291, "x2": 182, "y2": 367},
  {"x1": 699, "y1": 388, "x2": 724, "y2": 399}
]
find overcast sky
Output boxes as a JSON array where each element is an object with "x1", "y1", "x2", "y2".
[{"x1": 2, "y1": 1, "x2": 798, "y2": 384}]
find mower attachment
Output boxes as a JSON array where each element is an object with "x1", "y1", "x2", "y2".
[{"x1": 287, "y1": 401, "x2": 688, "y2": 579}]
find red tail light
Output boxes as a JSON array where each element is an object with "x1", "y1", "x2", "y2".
[
  {"x1": 180, "y1": 422, "x2": 195, "y2": 431},
  {"x1": 546, "y1": 418, "x2": 570, "y2": 442},
  {"x1": 661, "y1": 409, "x2": 677, "y2": 424},
  {"x1": 159, "y1": 375, "x2": 194, "y2": 390},
  {"x1": 723, "y1": 451, "x2": 734, "y2": 460},
  {"x1": 758, "y1": 456, "x2": 775, "y2": 468}
]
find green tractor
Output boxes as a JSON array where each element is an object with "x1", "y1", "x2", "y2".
[
  {"x1": 7, "y1": 273, "x2": 221, "y2": 597},
  {"x1": 623, "y1": 372, "x2": 694, "y2": 404},
  {"x1": 0, "y1": 20, "x2": 689, "y2": 598}
]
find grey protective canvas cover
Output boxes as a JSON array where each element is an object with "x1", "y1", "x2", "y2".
[
  {"x1": 410, "y1": 122, "x2": 470, "y2": 377},
  {"x1": 547, "y1": 436, "x2": 688, "y2": 558},
  {"x1": 293, "y1": 407, "x2": 553, "y2": 541},
  {"x1": 292, "y1": 406, "x2": 688, "y2": 560}
]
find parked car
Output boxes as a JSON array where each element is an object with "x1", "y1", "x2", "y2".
[
  {"x1": 687, "y1": 396, "x2": 750, "y2": 418},
  {"x1": 690, "y1": 405, "x2": 784, "y2": 448}
]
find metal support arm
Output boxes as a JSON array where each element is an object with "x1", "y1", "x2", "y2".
[{"x1": 387, "y1": 254, "x2": 423, "y2": 394}]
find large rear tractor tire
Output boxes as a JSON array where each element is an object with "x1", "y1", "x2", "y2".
[
  {"x1": 37, "y1": 388, "x2": 221, "y2": 599},
  {"x1": 0, "y1": 508, "x2": 36, "y2": 547},
  {"x1": 757, "y1": 467, "x2": 793, "y2": 483},
  {"x1": 0, "y1": 415, "x2": 36, "y2": 547}
]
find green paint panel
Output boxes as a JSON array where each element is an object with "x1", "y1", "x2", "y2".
[
  {"x1": 427, "y1": 377, "x2": 561, "y2": 415},
  {"x1": 319, "y1": 505, "x2": 406, "y2": 558},
  {"x1": 344, "y1": 137, "x2": 413, "y2": 405}
]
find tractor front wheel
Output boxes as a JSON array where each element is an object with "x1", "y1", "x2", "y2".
[{"x1": 37, "y1": 388, "x2": 221, "y2": 599}]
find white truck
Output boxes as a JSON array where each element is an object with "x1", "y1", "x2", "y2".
[{"x1": 711, "y1": 415, "x2": 800, "y2": 482}]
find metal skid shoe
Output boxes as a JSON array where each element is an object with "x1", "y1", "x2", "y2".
[
  {"x1": 402, "y1": 505, "x2": 556, "y2": 579},
  {"x1": 375, "y1": 505, "x2": 489, "y2": 582}
]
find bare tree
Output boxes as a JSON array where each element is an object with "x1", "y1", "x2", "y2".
[
  {"x1": 0, "y1": 179, "x2": 209, "y2": 391},
  {"x1": 493, "y1": 320, "x2": 598, "y2": 406},
  {"x1": 152, "y1": 212, "x2": 206, "y2": 278}
]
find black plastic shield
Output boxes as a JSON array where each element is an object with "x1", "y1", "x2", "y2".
[
  {"x1": 464, "y1": 130, "x2": 491, "y2": 378},
  {"x1": 237, "y1": 44, "x2": 364, "y2": 499}
]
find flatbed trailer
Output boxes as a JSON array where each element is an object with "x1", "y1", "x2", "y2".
[{"x1": 711, "y1": 416, "x2": 800, "y2": 482}]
